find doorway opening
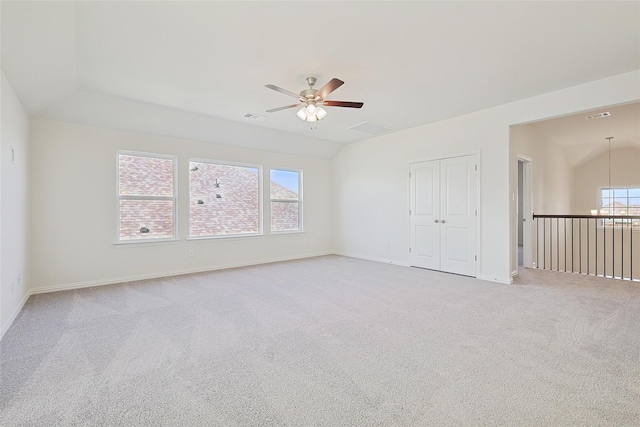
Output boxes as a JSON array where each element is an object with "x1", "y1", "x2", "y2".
[{"x1": 517, "y1": 155, "x2": 532, "y2": 268}]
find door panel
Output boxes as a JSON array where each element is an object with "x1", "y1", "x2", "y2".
[
  {"x1": 410, "y1": 161, "x2": 439, "y2": 269},
  {"x1": 415, "y1": 226, "x2": 435, "y2": 257},
  {"x1": 443, "y1": 162, "x2": 469, "y2": 216},
  {"x1": 415, "y1": 167, "x2": 436, "y2": 215},
  {"x1": 444, "y1": 226, "x2": 469, "y2": 262},
  {"x1": 440, "y1": 156, "x2": 477, "y2": 276}
]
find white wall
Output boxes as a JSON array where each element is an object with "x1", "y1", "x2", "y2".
[
  {"x1": 30, "y1": 118, "x2": 333, "y2": 292},
  {"x1": 573, "y1": 146, "x2": 640, "y2": 214},
  {"x1": 511, "y1": 123, "x2": 575, "y2": 213},
  {"x1": 541, "y1": 140, "x2": 573, "y2": 214},
  {"x1": 1, "y1": 71, "x2": 30, "y2": 337},
  {"x1": 334, "y1": 71, "x2": 639, "y2": 284}
]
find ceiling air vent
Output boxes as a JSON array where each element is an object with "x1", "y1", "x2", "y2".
[
  {"x1": 243, "y1": 113, "x2": 268, "y2": 121},
  {"x1": 349, "y1": 122, "x2": 394, "y2": 136},
  {"x1": 585, "y1": 112, "x2": 611, "y2": 120}
]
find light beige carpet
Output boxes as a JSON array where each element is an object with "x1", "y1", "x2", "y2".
[{"x1": 1, "y1": 255, "x2": 639, "y2": 426}]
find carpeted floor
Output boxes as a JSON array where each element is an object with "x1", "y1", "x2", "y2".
[{"x1": 1, "y1": 255, "x2": 639, "y2": 426}]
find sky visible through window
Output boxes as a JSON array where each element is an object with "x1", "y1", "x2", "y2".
[{"x1": 271, "y1": 169, "x2": 299, "y2": 193}]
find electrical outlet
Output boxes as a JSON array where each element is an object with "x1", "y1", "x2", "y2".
[{"x1": 189, "y1": 249, "x2": 194, "y2": 257}]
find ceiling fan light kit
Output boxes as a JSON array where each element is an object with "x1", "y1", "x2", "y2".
[
  {"x1": 297, "y1": 103, "x2": 327, "y2": 122},
  {"x1": 265, "y1": 76, "x2": 363, "y2": 126}
]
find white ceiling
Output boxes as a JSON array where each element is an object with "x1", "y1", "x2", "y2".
[{"x1": 2, "y1": 1, "x2": 639, "y2": 156}]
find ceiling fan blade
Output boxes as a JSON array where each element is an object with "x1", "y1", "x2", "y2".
[
  {"x1": 266, "y1": 104, "x2": 300, "y2": 113},
  {"x1": 265, "y1": 84, "x2": 302, "y2": 100},
  {"x1": 316, "y1": 78, "x2": 344, "y2": 100},
  {"x1": 322, "y1": 100, "x2": 364, "y2": 108}
]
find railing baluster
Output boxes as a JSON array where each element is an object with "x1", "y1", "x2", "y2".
[
  {"x1": 536, "y1": 215, "x2": 539, "y2": 269},
  {"x1": 604, "y1": 218, "x2": 607, "y2": 278},
  {"x1": 549, "y1": 218, "x2": 552, "y2": 271},
  {"x1": 571, "y1": 218, "x2": 574, "y2": 273},
  {"x1": 564, "y1": 218, "x2": 567, "y2": 272},
  {"x1": 587, "y1": 218, "x2": 590, "y2": 275},
  {"x1": 579, "y1": 219, "x2": 582, "y2": 274},
  {"x1": 556, "y1": 218, "x2": 560, "y2": 271},
  {"x1": 543, "y1": 218, "x2": 546, "y2": 270},
  {"x1": 532, "y1": 214, "x2": 638, "y2": 282}
]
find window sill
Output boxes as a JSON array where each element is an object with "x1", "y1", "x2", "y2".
[
  {"x1": 269, "y1": 230, "x2": 305, "y2": 236},
  {"x1": 114, "y1": 238, "x2": 180, "y2": 246},
  {"x1": 187, "y1": 233, "x2": 264, "y2": 241}
]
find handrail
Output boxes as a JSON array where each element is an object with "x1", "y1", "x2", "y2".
[{"x1": 534, "y1": 214, "x2": 640, "y2": 220}]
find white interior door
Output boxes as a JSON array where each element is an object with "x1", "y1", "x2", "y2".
[
  {"x1": 439, "y1": 156, "x2": 477, "y2": 276},
  {"x1": 410, "y1": 161, "x2": 440, "y2": 269},
  {"x1": 410, "y1": 155, "x2": 477, "y2": 277}
]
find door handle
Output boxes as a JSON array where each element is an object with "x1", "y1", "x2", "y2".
[
  {"x1": 441, "y1": 220, "x2": 446, "y2": 223},
  {"x1": 434, "y1": 219, "x2": 439, "y2": 223}
]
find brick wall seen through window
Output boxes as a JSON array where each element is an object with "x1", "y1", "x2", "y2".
[
  {"x1": 190, "y1": 161, "x2": 262, "y2": 237},
  {"x1": 118, "y1": 152, "x2": 176, "y2": 241}
]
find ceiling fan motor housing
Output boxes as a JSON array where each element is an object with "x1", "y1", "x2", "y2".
[{"x1": 300, "y1": 88, "x2": 319, "y2": 102}]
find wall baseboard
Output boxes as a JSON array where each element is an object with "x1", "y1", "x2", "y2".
[
  {"x1": 478, "y1": 274, "x2": 513, "y2": 285},
  {"x1": 30, "y1": 251, "x2": 333, "y2": 295},
  {"x1": 333, "y1": 251, "x2": 410, "y2": 267},
  {"x1": 0, "y1": 290, "x2": 31, "y2": 341}
]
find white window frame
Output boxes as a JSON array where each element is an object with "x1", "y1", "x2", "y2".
[
  {"x1": 598, "y1": 186, "x2": 640, "y2": 230},
  {"x1": 188, "y1": 158, "x2": 263, "y2": 239},
  {"x1": 269, "y1": 168, "x2": 303, "y2": 233},
  {"x1": 116, "y1": 150, "x2": 178, "y2": 244}
]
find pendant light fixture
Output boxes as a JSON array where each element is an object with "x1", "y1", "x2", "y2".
[
  {"x1": 604, "y1": 136, "x2": 613, "y2": 216},
  {"x1": 592, "y1": 136, "x2": 614, "y2": 216},
  {"x1": 607, "y1": 136, "x2": 613, "y2": 192}
]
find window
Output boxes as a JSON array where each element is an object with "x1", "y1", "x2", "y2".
[
  {"x1": 270, "y1": 169, "x2": 302, "y2": 232},
  {"x1": 117, "y1": 151, "x2": 176, "y2": 242},
  {"x1": 190, "y1": 160, "x2": 262, "y2": 237},
  {"x1": 599, "y1": 187, "x2": 640, "y2": 228}
]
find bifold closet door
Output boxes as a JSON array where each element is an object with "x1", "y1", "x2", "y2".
[{"x1": 410, "y1": 155, "x2": 477, "y2": 277}]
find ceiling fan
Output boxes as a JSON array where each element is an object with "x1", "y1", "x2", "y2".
[{"x1": 265, "y1": 77, "x2": 364, "y2": 123}]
